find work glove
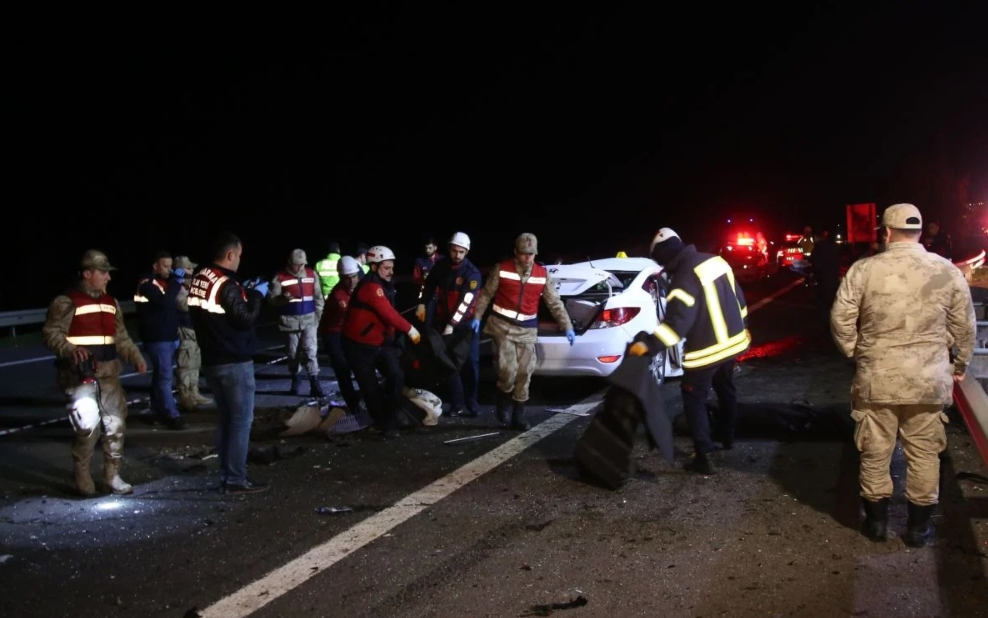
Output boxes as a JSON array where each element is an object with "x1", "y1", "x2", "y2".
[
  {"x1": 407, "y1": 325, "x2": 422, "y2": 345},
  {"x1": 172, "y1": 267, "x2": 186, "y2": 280},
  {"x1": 469, "y1": 318, "x2": 481, "y2": 333},
  {"x1": 252, "y1": 281, "x2": 270, "y2": 297},
  {"x1": 442, "y1": 324, "x2": 454, "y2": 336},
  {"x1": 628, "y1": 330, "x2": 663, "y2": 357},
  {"x1": 415, "y1": 304, "x2": 427, "y2": 322},
  {"x1": 565, "y1": 329, "x2": 576, "y2": 346}
]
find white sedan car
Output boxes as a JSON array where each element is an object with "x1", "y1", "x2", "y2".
[{"x1": 533, "y1": 256, "x2": 684, "y2": 386}]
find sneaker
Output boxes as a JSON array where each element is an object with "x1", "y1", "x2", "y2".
[{"x1": 224, "y1": 479, "x2": 270, "y2": 495}]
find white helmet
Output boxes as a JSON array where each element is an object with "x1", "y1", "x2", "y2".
[
  {"x1": 337, "y1": 255, "x2": 360, "y2": 275},
  {"x1": 449, "y1": 231, "x2": 471, "y2": 251},
  {"x1": 650, "y1": 227, "x2": 681, "y2": 253},
  {"x1": 366, "y1": 245, "x2": 396, "y2": 264},
  {"x1": 68, "y1": 381, "x2": 100, "y2": 436}
]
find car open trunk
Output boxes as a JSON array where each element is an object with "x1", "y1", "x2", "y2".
[{"x1": 537, "y1": 266, "x2": 624, "y2": 335}]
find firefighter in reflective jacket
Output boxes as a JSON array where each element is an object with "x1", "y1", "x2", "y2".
[
  {"x1": 471, "y1": 233, "x2": 574, "y2": 430},
  {"x1": 42, "y1": 250, "x2": 148, "y2": 497},
  {"x1": 341, "y1": 245, "x2": 422, "y2": 439},
  {"x1": 416, "y1": 231, "x2": 483, "y2": 417},
  {"x1": 630, "y1": 228, "x2": 750, "y2": 474},
  {"x1": 268, "y1": 249, "x2": 325, "y2": 397}
]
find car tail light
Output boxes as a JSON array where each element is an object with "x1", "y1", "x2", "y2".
[
  {"x1": 597, "y1": 355, "x2": 622, "y2": 363},
  {"x1": 589, "y1": 307, "x2": 640, "y2": 329}
]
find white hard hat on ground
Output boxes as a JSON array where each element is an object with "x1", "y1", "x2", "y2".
[
  {"x1": 337, "y1": 255, "x2": 361, "y2": 275},
  {"x1": 366, "y1": 245, "x2": 396, "y2": 264},
  {"x1": 449, "y1": 231, "x2": 471, "y2": 251}
]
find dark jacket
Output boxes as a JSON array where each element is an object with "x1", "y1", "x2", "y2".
[
  {"x1": 188, "y1": 264, "x2": 264, "y2": 366},
  {"x1": 134, "y1": 272, "x2": 182, "y2": 343}
]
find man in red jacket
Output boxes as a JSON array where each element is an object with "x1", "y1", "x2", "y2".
[{"x1": 342, "y1": 245, "x2": 422, "y2": 439}]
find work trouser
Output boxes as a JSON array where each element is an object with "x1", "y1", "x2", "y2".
[
  {"x1": 286, "y1": 326, "x2": 319, "y2": 378},
  {"x1": 323, "y1": 331, "x2": 361, "y2": 412},
  {"x1": 446, "y1": 326, "x2": 480, "y2": 412},
  {"x1": 484, "y1": 316, "x2": 537, "y2": 402},
  {"x1": 146, "y1": 340, "x2": 180, "y2": 419},
  {"x1": 342, "y1": 338, "x2": 404, "y2": 433},
  {"x1": 175, "y1": 326, "x2": 202, "y2": 400},
  {"x1": 680, "y1": 358, "x2": 737, "y2": 456},
  {"x1": 851, "y1": 402, "x2": 948, "y2": 506},
  {"x1": 58, "y1": 359, "x2": 129, "y2": 470}
]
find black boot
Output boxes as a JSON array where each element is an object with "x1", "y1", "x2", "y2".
[
  {"x1": 495, "y1": 390, "x2": 512, "y2": 427},
  {"x1": 510, "y1": 400, "x2": 529, "y2": 431},
  {"x1": 289, "y1": 375, "x2": 300, "y2": 396},
  {"x1": 904, "y1": 502, "x2": 936, "y2": 547},
  {"x1": 684, "y1": 452, "x2": 716, "y2": 475},
  {"x1": 861, "y1": 497, "x2": 890, "y2": 542},
  {"x1": 309, "y1": 377, "x2": 325, "y2": 398}
]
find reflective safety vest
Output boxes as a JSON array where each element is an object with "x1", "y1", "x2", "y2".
[
  {"x1": 275, "y1": 267, "x2": 317, "y2": 316},
  {"x1": 315, "y1": 252, "x2": 341, "y2": 296},
  {"x1": 66, "y1": 289, "x2": 117, "y2": 360},
  {"x1": 187, "y1": 267, "x2": 235, "y2": 314},
  {"x1": 491, "y1": 260, "x2": 547, "y2": 328},
  {"x1": 133, "y1": 277, "x2": 165, "y2": 303}
]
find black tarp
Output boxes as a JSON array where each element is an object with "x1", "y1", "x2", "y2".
[{"x1": 400, "y1": 319, "x2": 474, "y2": 391}]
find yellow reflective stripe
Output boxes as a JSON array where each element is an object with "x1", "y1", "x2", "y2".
[
  {"x1": 694, "y1": 256, "x2": 732, "y2": 285},
  {"x1": 682, "y1": 336, "x2": 749, "y2": 368},
  {"x1": 684, "y1": 330, "x2": 749, "y2": 362},
  {"x1": 704, "y1": 284, "x2": 728, "y2": 342},
  {"x1": 667, "y1": 289, "x2": 695, "y2": 307},
  {"x1": 740, "y1": 305, "x2": 748, "y2": 319},
  {"x1": 66, "y1": 335, "x2": 115, "y2": 345},
  {"x1": 654, "y1": 323, "x2": 681, "y2": 347},
  {"x1": 492, "y1": 304, "x2": 536, "y2": 321},
  {"x1": 74, "y1": 303, "x2": 116, "y2": 316}
]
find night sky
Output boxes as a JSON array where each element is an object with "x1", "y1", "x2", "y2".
[{"x1": 12, "y1": 4, "x2": 987, "y2": 311}]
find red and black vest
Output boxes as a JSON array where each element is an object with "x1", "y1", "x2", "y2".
[
  {"x1": 66, "y1": 289, "x2": 117, "y2": 361},
  {"x1": 491, "y1": 260, "x2": 547, "y2": 328},
  {"x1": 275, "y1": 267, "x2": 318, "y2": 316}
]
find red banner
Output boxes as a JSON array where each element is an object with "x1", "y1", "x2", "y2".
[{"x1": 846, "y1": 203, "x2": 877, "y2": 243}]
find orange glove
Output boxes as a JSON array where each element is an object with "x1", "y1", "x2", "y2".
[{"x1": 629, "y1": 342, "x2": 650, "y2": 357}]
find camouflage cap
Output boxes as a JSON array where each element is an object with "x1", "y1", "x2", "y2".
[
  {"x1": 879, "y1": 203, "x2": 923, "y2": 230},
  {"x1": 80, "y1": 249, "x2": 116, "y2": 272},
  {"x1": 290, "y1": 248, "x2": 307, "y2": 265},
  {"x1": 515, "y1": 232, "x2": 538, "y2": 255},
  {"x1": 173, "y1": 255, "x2": 197, "y2": 270}
]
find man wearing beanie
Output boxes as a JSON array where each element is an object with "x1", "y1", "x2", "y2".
[{"x1": 630, "y1": 228, "x2": 750, "y2": 474}]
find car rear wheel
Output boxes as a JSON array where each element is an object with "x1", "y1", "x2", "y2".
[{"x1": 648, "y1": 347, "x2": 666, "y2": 386}]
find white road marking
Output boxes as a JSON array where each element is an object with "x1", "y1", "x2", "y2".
[
  {"x1": 199, "y1": 394, "x2": 601, "y2": 618},
  {"x1": 746, "y1": 278, "x2": 804, "y2": 313}
]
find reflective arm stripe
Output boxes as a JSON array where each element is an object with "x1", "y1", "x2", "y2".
[
  {"x1": 667, "y1": 289, "x2": 695, "y2": 307},
  {"x1": 74, "y1": 303, "x2": 117, "y2": 316},
  {"x1": 66, "y1": 335, "x2": 116, "y2": 345},
  {"x1": 492, "y1": 304, "x2": 537, "y2": 321},
  {"x1": 451, "y1": 292, "x2": 474, "y2": 324},
  {"x1": 682, "y1": 330, "x2": 749, "y2": 368},
  {"x1": 654, "y1": 323, "x2": 681, "y2": 347}
]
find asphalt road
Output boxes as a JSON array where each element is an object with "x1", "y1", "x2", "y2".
[{"x1": 1, "y1": 270, "x2": 986, "y2": 618}]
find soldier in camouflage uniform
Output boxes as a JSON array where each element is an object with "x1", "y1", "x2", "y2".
[
  {"x1": 173, "y1": 256, "x2": 212, "y2": 411},
  {"x1": 471, "y1": 233, "x2": 575, "y2": 430},
  {"x1": 831, "y1": 203, "x2": 975, "y2": 547},
  {"x1": 42, "y1": 250, "x2": 148, "y2": 496}
]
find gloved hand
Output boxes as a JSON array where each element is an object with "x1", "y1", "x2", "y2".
[
  {"x1": 415, "y1": 304, "x2": 427, "y2": 322},
  {"x1": 173, "y1": 339, "x2": 180, "y2": 350},
  {"x1": 173, "y1": 267, "x2": 186, "y2": 280},
  {"x1": 565, "y1": 329, "x2": 576, "y2": 346},
  {"x1": 442, "y1": 324, "x2": 454, "y2": 336},
  {"x1": 252, "y1": 281, "x2": 270, "y2": 297},
  {"x1": 628, "y1": 330, "x2": 663, "y2": 357},
  {"x1": 469, "y1": 319, "x2": 481, "y2": 333},
  {"x1": 407, "y1": 325, "x2": 422, "y2": 344}
]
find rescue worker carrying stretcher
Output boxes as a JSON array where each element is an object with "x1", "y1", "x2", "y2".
[
  {"x1": 417, "y1": 232, "x2": 483, "y2": 417},
  {"x1": 341, "y1": 245, "x2": 422, "y2": 439},
  {"x1": 629, "y1": 228, "x2": 750, "y2": 474},
  {"x1": 471, "y1": 233, "x2": 574, "y2": 430}
]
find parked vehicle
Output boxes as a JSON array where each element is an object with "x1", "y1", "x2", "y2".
[{"x1": 533, "y1": 257, "x2": 684, "y2": 386}]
